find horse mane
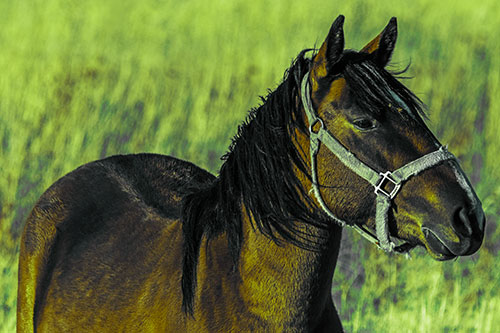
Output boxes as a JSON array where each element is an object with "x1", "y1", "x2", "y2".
[{"x1": 180, "y1": 49, "x2": 426, "y2": 315}]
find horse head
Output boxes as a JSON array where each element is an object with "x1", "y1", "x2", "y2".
[{"x1": 303, "y1": 15, "x2": 485, "y2": 260}]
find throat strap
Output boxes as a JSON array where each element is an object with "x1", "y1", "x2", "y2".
[{"x1": 300, "y1": 71, "x2": 458, "y2": 253}]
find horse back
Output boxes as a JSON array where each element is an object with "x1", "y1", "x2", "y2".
[{"x1": 17, "y1": 153, "x2": 215, "y2": 332}]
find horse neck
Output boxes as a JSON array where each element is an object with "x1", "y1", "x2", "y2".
[
  {"x1": 201, "y1": 78, "x2": 344, "y2": 323},
  {"x1": 236, "y1": 207, "x2": 342, "y2": 325},
  {"x1": 230, "y1": 101, "x2": 343, "y2": 309}
]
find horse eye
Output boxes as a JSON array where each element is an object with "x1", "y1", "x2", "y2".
[{"x1": 353, "y1": 118, "x2": 376, "y2": 131}]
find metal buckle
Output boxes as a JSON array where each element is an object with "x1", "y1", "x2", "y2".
[{"x1": 374, "y1": 171, "x2": 401, "y2": 199}]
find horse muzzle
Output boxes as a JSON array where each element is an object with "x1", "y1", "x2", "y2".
[{"x1": 422, "y1": 205, "x2": 485, "y2": 260}]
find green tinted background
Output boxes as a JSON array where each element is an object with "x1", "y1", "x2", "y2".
[{"x1": 1, "y1": 0, "x2": 499, "y2": 331}]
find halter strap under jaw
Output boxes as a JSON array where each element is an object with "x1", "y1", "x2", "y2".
[{"x1": 300, "y1": 71, "x2": 459, "y2": 254}]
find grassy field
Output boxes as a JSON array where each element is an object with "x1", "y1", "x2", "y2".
[{"x1": 1, "y1": 0, "x2": 499, "y2": 331}]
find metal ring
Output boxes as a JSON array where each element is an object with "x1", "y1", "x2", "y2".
[{"x1": 309, "y1": 118, "x2": 324, "y2": 134}]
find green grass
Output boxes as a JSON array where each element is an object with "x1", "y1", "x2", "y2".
[{"x1": 1, "y1": 0, "x2": 499, "y2": 331}]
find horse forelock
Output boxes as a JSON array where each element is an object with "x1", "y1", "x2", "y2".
[{"x1": 319, "y1": 50, "x2": 427, "y2": 124}]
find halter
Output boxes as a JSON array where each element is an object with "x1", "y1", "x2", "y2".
[{"x1": 300, "y1": 71, "x2": 467, "y2": 254}]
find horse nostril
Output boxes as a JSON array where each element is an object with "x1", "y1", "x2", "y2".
[{"x1": 452, "y1": 207, "x2": 474, "y2": 238}]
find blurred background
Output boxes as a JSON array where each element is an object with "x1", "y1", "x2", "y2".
[{"x1": 1, "y1": 0, "x2": 499, "y2": 331}]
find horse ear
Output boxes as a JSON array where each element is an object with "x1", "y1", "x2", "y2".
[
  {"x1": 360, "y1": 17, "x2": 398, "y2": 67},
  {"x1": 310, "y1": 15, "x2": 345, "y2": 87}
]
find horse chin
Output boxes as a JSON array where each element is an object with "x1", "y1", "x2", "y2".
[
  {"x1": 395, "y1": 219, "x2": 458, "y2": 261},
  {"x1": 421, "y1": 232, "x2": 458, "y2": 261},
  {"x1": 427, "y1": 248, "x2": 457, "y2": 261}
]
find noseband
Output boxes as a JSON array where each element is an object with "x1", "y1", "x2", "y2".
[{"x1": 300, "y1": 71, "x2": 471, "y2": 254}]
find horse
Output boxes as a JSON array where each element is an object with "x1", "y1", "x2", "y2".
[{"x1": 17, "y1": 15, "x2": 485, "y2": 332}]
